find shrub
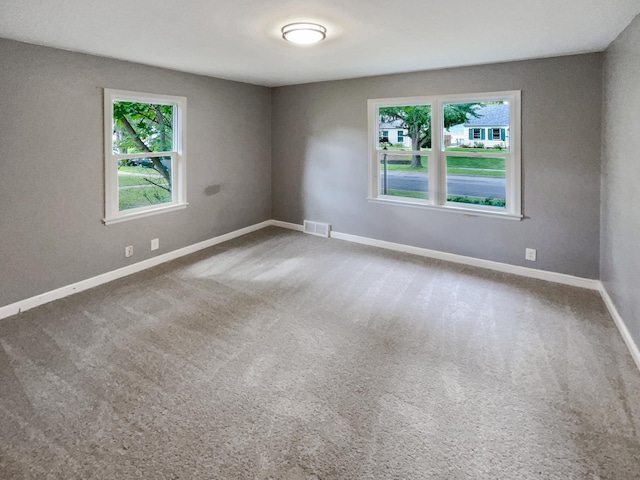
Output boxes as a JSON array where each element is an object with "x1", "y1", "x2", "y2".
[
  {"x1": 473, "y1": 141, "x2": 485, "y2": 149},
  {"x1": 447, "y1": 195, "x2": 506, "y2": 207}
]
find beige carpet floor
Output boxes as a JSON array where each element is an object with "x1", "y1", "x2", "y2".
[{"x1": 1, "y1": 227, "x2": 639, "y2": 479}]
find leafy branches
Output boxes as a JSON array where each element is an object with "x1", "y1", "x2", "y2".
[
  {"x1": 379, "y1": 103, "x2": 482, "y2": 168},
  {"x1": 113, "y1": 101, "x2": 174, "y2": 188}
]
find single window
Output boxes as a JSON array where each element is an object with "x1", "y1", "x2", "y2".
[
  {"x1": 397, "y1": 130, "x2": 404, "y2": 143},
  {"x1": 368, "y1": 91, "x2": 521, "y2": 219},
  {"x1": 380, "y1": 130, "x2": 389, "y2": 143},
  {"x1": 104, "y1": 89, "x2": 187, "y2": 225}
]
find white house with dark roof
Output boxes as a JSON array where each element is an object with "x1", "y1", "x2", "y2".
[
  {"x1": 379, "y1": 120, "x2": 411, "y2": 147},
  {"x1": 462, "y1": 103, "x2": 510, "y2": 148}
]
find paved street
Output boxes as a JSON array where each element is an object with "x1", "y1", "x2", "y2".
[{"x1": 382, "y1": 171, "x2": 505, "y2": 198}]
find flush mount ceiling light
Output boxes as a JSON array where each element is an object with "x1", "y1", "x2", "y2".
[{"x1": 281, "y1": 23, "x2": 327, "y2": 45}]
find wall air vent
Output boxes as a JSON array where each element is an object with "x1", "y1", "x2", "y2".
[{"x1": 303, "y1": 220, "x2": 331, "y2": 238}]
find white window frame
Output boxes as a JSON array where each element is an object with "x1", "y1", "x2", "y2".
[
  {"x1": 367, "y1": 90, "x2": 521, "y2": 220},
  {"x1": 103, "y1": 89, "x2": 187, "y2": 225}
]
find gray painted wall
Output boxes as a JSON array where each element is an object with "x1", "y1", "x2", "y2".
[
  {"x1": 0, "y1": 38, "x2": 271, "y2": 307},
  {"x1": 272, "y1": 54, "x2": 603, "y2": 279},
  {"x1": 601, "y1": 15, "x2": 640, "y2": 344},
  {"x1": 0, "y1": 37, "x2": 610, "y2": 310}
]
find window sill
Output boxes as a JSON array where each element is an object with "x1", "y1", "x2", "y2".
[
  {"x1": 367, "y1": 197, "x2": 522, "y2": 220},
  {"x1": 103, "y1": 202, "x2": 188, "y2": 226}
]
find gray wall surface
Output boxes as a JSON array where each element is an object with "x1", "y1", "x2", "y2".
[
  {"x1": 601, "y1": 15, "x2": 640, "y2": 345},
  {"x1": 271, "y1": 54, "x2": 603, "y2": 279},
  {"x1": 0, "y1": 38, "x2": 272, "y2": 308}
]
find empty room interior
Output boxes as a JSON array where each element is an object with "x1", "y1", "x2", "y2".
[{"x1": 1, "y1": 0, "x2": 640, "y2": 478}]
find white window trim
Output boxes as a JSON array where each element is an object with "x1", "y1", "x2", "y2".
[
  {"x1": 367, "y1": 90, "x2": 522, "y2": 220},
  {"x1": 103, "y1": 88, "x2": 188, "y2": 225}
]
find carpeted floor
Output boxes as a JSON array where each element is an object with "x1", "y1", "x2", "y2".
[{"x1": 1, "y1": 227, "x2": 639, "y2": 479}]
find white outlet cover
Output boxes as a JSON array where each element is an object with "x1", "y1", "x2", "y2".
[
  {"x1": 151, "y1": 238, "x2": 159, "y2": 251},
  {"x1": 125, "y1": 246, "x2": 134, "y2": 258},
  {"x1": 525, "y1": 248, "x2": 537, "y2": 261}
]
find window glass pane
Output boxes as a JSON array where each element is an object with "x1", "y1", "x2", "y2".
[
  {"x1": 118, "y1": 156, "x2": 172, "y2": 211},
  {"x1": 446, "y1": 156, "x2": 505, "y2": 207},
  {"x1": 379, "y1": 153, "x2": 428, "y2": 200},
  {"x1": 112, "y1": 102, "x2": 174, "y2": 153},
  {"x1": 444, "y1": 101, "x2": 509, "y2": 152},
  {"x1": 379, "y1": 105, "x2": 431, "y2": 152}
]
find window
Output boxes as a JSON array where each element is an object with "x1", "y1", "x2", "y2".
[
  {"x1": 380, "y1": 130, "x2": 389, "y2": 143},
  {"x1": 397, "y1": 130, "x2": 404, "y2": 143},
  {"x1": 470, "y1": 128, "x2": 484, "y2": 140},
  {"x1": 368, "y1": 91, "x2": 521, "y2": 219},
  {"x1": 489, "y1": 128, "x2": 505, "y2": 140},
  {"x1": 104, "y1": 89, "x2": 187, "y2": 225}
]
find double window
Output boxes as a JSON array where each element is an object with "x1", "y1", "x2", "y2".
[
  {"x1": 104, "y1": 89, "x2": 187, "y2": 225},
  {"x1": 368, "y1": 90, "x2": 521, "y2": 219}
]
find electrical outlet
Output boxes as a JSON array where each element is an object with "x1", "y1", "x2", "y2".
[
  {"x1": 525, "y1": 248, "x2": 537, "y2": 262},
  {"x1": 151, "y1": 238, "x2": 159, "y2": 251},
  {"x1": 125, "y1": 245, "x2": 134, "y2": 258}
]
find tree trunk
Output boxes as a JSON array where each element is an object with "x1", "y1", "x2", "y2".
[
  {"x1": 153, "y1": 106, "x2": 167, "y2": 151},
  {"x1": 410, "y1": 130, "x2": 422, "y2": 168},
  {"x1": 118, "y1": 115, "x2": 171, "y2": 190}
]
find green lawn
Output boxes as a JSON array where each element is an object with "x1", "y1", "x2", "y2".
[
  {"x1": 118, "y1": 165, "x2": 153, "y2": 174},
  {"x1": 447, "y1": 168, "x2": 504, "y2": 177},
  {"x1": 117, "y1": 167, "x2": 171, "y2": 210},
  {"x1": 119, "y1": 185, "x2": 171, "y2": 211},
  {"x1": 385, "y1": 146, "x2": 507, "y2": 153},
  {"x1": 385, "y1": 189, "x2": 428, "y2": 199},
  {"x1": 118, "y1": 174, "x2": 166, "y2": 187},
  {"x1": 380, "y1": 155, "x2": 505, "y2": 177},
  {"x1": 446, "y1": 156, "x2": 505, "y2": 178},
  {"x1": 382, "y1": 164, "x2": 428, "y2": 172}
]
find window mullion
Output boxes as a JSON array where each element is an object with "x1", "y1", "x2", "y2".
[{"x1": 431, "y1": 101, "x2": 442, "y2": 206}]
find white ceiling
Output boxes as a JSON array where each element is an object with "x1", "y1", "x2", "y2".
[{"x1": 0, "y1": 0, "x2": 638, "y2": 87}]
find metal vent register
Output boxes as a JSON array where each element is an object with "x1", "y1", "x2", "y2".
[{"x1": 303, "y1": 220, "x2": 331, "y2": 238}]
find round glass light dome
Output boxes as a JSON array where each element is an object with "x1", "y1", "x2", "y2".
[{"x1": 281, "y1": 23, "x2": 327, "y2": 45}]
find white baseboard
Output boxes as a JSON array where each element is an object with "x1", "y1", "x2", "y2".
[
  {"x1": 3, "y1": 218, "x2": 637, "y2": 376},
  {"x1": 276, "y1": 222, "x2": 640, "y2": 372},
  {"x1": 0, "y1": 220, "x2": 272, "y2": 321},
  {"x1": 270, "y1": 220, "x2": 304, "y2": 232},
  {"x1": 598, "y1": 285, "x2": 640, "y2": 372},
  {"x1": 324, "y1": 229, "x2": 600, "y2": 290}
]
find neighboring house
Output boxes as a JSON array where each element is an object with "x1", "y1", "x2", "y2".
[
  {"x1": 445, "y1": 123, "x2": 466, "y2": 146},
  {"x1": 461, "y1": 103, "x2": 510, "y2": 148},
  {"x1": 379, "y1": 120, "x2": 411, "y2": 148},
  {"x1": 387, "y1": 103, "x2": 510, "y2": 149}
]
